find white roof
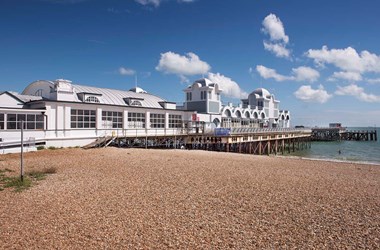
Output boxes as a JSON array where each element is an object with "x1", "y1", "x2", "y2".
[
  {"x1": 22, "y1": 80, "x2": 168, "y2": 109},
  {"x1": 73, "y1": 84, "x2": 166, "y2": 108}
]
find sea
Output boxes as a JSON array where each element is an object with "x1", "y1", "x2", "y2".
[{"x1": 290, "y1": 127, "x2": 380, "y2": 165}]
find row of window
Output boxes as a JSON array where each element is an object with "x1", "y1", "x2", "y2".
[
  {"x1": 0, "y1": 113, "x2": 44, "y2": 130},
  {"x1": 0, "y1": 111, "x2": 183, "y2": 130}
]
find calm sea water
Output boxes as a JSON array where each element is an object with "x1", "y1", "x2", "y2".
[{"x1": 290, "y1": 127, "x2": 380, "y2": 165}]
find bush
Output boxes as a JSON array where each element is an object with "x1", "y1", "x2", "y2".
[{"x1": 36, "y1": 146, "x2": 45, "y2": 150}]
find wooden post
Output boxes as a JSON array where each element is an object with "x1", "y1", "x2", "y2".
[{"x1": 258, "y1": 141, "x2": 262, "y2": 155}]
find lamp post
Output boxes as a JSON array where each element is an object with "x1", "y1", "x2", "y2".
[{"x1": 20, "y1": 120, "x2": 24, "y2": 182}]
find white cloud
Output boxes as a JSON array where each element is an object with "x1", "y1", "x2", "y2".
[
  {"x1": 367, "y1": 78, "x2": 380, "y2": 84},
  {"x1": 261, "y1": 14, "x2": 291, "y2": 59},
  {"x1": 261, "y1": 13, "x2": 289, "y2": 43},
  {"x1": 256, "y1": 65, "x2": 290, "y2": 81},
  {"x1": 119, "y1": 67, "x2": 135, "y2": 76},
  {"x1": 306, "y1": 46, "x2": 380, "y2": 74},
  {"x1": 256, "y1": 65, "x2": 319, "y2": 82},
  {"x1": 207, "y1": 72, "x2": 248, "y2": 99},
  {"x1": 135, "y1": 0, "x2": 161, "y2": 7},
  {"x1": 294, "y1": 85, "x2": 332, "y2": 103},
  {"x1": 135, "y1": 0, "x2": 195, "y2": 7},
  {"x1": 179, "y1": 75, "x2": 190, "y2": 84},
  {"x1": 335, "y1": 84, "x2": 380, "y2": 103},
  {"x1": 291, "y1": 66, "x2": 320, "y2": 82},
  {"x1": 328, "y1": 71, "x2": 363, "y2": 82},
  {"x1": 156, "y1": 51, "x2": 211, "y2": 76},
  {"x1": 263, "y1": 42, "x2": 290, "y2": 58}
]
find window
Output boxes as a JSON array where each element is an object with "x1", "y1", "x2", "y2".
[
  {"x1": 200, "y1": 91, "x2": 207, "y2": 100},
  {"x1": 222, "y1": 117, "x2": 231, "y2": 128},
  {"x1": 130, "y1": 100, "x2": 142, "y2": 106},
  {"x1": 128, "y1": 112, "x2": 145, "y2": 128},
  {"x1": 85, "y1": 96, "x2": 100, "y2": 103},
  {"x1": 186, "y1": 92, "x2": 192, "y2": 101},
  {"x1": 71, "y1": 109, "x2": 96, "y2": 128},
  {"x1": 208, "y1": 91, "x2": 212, "y2": 99},
  {"x1": 168, "y1": 114, "x2": 182, "y2": 128},
  {"x1": 102, "y1": 111, "x2": 122, "y2": 128},
  {"x1": 6, "y1": 113, "x2": 44, "y2": 130},
  {"x1": 0, "y1": 113, "x2": 4, "y2": 130},
  {"x1": 150, "y1": 113, "x2": 165, "y2": 128}
]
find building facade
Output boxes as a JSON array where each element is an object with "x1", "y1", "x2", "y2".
[{"x1": 0, "y1": 78, "x2": 290, "y2": 151}]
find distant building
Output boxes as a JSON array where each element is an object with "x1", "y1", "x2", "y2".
[
  {"x1": 329, "y1": 123, "x2": 342, "y2": 128},
  {"x1": 0, "y1": 78, "x2": 291, "y2": 150}
]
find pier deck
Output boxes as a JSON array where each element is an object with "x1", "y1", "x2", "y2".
[{"x1": 107, "y1": 128, "x2": 312, "y2": 156}]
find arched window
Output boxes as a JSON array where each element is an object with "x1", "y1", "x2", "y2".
[
  {"x1": 253, "y1": 112, "x2": 258, "y2": 119},
  {"x1": 213, "y1": 118, "x2": 221, "y2": 127},
  {"x1": 130, "y1": 100, "x2": 142, "y2": 106},
  {"x1": 235, "y1": 110, "x2": 241, "y2": 118},
  {"x1": 85, "y1": 96, "x2": 100, "y2": 103},
  {"x1": 224, "y1": 109, "x2": 231, "y2": 117},
  {"x1": 261, "y1": 112, "x2": 266, "y2": 119}
]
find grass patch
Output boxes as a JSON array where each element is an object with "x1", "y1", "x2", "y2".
[
  {"x1": 47, "y1": 146, "x2": 58, "y2": 150},
  {"x1": 36, "y1": 146, "x2": 45, "y2": 150},
  {"x1": 0, "y1": 167, "x2": 57, "y2": 192},
  {"x1": 3, "y1": 176, "x2": 32, "y2": 192}
]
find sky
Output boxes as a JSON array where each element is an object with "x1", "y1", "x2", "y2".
[{"x1": 1, "y1": 0, "x2": 380, "y2": 127}]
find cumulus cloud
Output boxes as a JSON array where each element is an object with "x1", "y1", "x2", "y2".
[
  {"x1": 207, "y1": 72, "x2": 248, "y2": 99},
  {"x1": 261, "y1": 14, "x2": 291, "y2": 59},
  {"x1": 263, "y1": 42, "x2": 290, "y2": 58},
  {"x1": 306, "y1": 46, "x2": 380, "y2": 74},
  {"x1": 135, "y1": 0, "x2": 161, "y2": 7},
  {"x1": 119, "y1": 67, "x2": 135, "y2": 76},
  {"x1": 291, "y1": 66, "x2": 320, "y2": 82},
  {"x1": 261, "y1": 13, "x2": 289, "y2": 43},
  {"x1": 256, "y1": 65, "x2": 290, "y2": 81},
  {"x1": 294, "y1": 85, "x2": 332, "y2": 103},
  {"x1": 256, "y1": 65, "x2": 319, "y2": 82},
  {"x1": 335, "y1": 84, "x2": 380, "y2": 103},
  {"x1": 367, "y1": 78, "x2": 380, "y2": 84},
  {"x1": 328, "y1": 71, "x2": 363, "y2": 82},
  {"x1": 156, "y1": 51, "x2": 211, "y2": 76},
  {"x1": 135, "y1": 0, "x2": 195, "y2": 7}
]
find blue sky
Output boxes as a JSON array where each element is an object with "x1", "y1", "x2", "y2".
[{"x1": 1, "y1": 0, "x2": 380, "y2": 127}]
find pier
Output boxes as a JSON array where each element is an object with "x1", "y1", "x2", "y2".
[
  {"x1": 88, "y1": 127, "x2": 313, "y2": 156},
  {"x1": 311, "y1": 128, "x2": 377, "y2": 141}
]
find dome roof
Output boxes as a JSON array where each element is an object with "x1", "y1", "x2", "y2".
[
  {"x1": 194, "y1": 78, "x2": 214, "y2": 87},
  {"x1": 250, "y1": 88, "x2": 271, "y2": 98},
  {"x1": 129, "y1": 86, "x2": 147, "y2": 94}
]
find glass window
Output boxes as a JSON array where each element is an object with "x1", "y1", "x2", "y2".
[
  {"x1": 128, "y1": 112, "x2": 145, "y2": 128},
  {"x1": 0, "y1": 113, "x2": 4, "y2": 130},
  {"x1": 168, "y1": 114, "x2": 182, "y2": 128},
  {"x1": 71, "y1": 109, "x2": 96, "y2": 129},
  {"x1": 150, "y1": 113, "x2": 165, "y2": 128},
  {"x1": 6, "y1": 113, "x2": 44, "y2": 130},
  {"x1": 102, "y1": 111, "x2": 123, "y2": 128},
  {"x1": 85, "y1": 96, "x2": 100, "y2": 103}
]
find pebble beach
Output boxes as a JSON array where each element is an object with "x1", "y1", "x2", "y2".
[{"x1": 1, "y1": 148, "x2": 379, "y2": 249}]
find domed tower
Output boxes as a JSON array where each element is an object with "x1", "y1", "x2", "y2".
[
  {"x1": 248, "y1": 88, "x2": 280, "y2": 127},
  {"x1": 183, "y1": 78, "x2": 222, "y2": 114}
]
